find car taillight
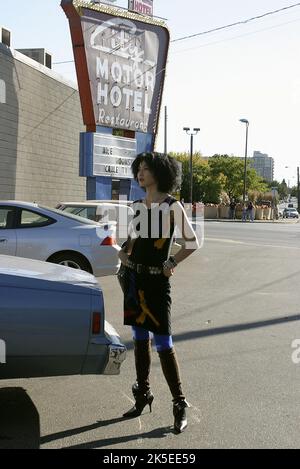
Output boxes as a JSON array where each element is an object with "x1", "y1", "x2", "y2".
[
  {"x1": 101, "y1": 236, "x2": 116, "y2": 246},
  {"x1": 92, "y1": 312, "x2": 101, "y2": 334}
]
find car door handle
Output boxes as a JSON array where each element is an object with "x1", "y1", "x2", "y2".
[{"x1": 0, "y1": 239, "x2": 7, "y2": 243}]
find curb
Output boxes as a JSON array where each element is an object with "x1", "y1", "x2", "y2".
[{"x1": 203, "y1": 219, "x2": 299, "y2": 224}]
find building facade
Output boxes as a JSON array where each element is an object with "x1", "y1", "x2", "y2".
[
  {"x1": 250, "y1": 151, "x2": 274, "y2": 183},
  {"x1": 0, "y1": 39, "x2": 87, "y2": 207}
]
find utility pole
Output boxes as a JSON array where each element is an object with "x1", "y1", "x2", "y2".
[
  {"x1": 164, "y1": 106, "x2": 167, "y2": 154},
  {"x1": 239, "y1": 119, "x2": 249, "y2": 203}
]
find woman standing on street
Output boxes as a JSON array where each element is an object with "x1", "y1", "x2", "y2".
[{"x1": 118, "y1": 152, "x2": 200, "y2": 434}]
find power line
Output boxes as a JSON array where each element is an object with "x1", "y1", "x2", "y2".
[
  {"x1": 18, "y1": 90, "x2": 77, "y2": 143},
  {"x1": 54, "y1": 2, "x2": 300, "y2": 64},
  {"x1": 171, "y1": 2, "x2": 300, "y2": 43},
  {"x1": 171, "y1": 15, "x2": 300, "y2": 55}
]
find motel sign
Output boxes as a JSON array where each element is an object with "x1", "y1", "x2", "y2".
[{"x1": 128, "y1": 0, "x2": 153, "y2": 17}]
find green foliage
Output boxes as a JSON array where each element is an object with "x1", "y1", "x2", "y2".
[
  {"x1": 209, "y1": 155, "x2": 268, "y2": 199},
  {"x1": 290, "y1": 186, "x2": 298, "y2": 197},
  {"x1": 171, "y1": 152, "x2": 269, "y2": 204},
  {"x1": 171, "y1": 152, "x2": 220, "y2": 203},
  {"x1": 266, "y1": 179, "x2": 288, "y2": 200}
]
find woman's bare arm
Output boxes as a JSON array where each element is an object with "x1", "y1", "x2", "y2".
[
  {"x1": 118, "y1": 236, "x2": 136, "y2": 264},
  {"x1": 171, "y1": 201, "x2": 200, "y2": 265}
]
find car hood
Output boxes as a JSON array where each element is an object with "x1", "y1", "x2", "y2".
[{"x1": 0, "y1": 255, "x2": 101, "y2": 292}]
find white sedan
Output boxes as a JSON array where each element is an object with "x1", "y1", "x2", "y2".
[
  {"x1": 0, "y1": 201, "x2": 121, "y2": 276},
  {"x1": 56, "y1": 201, "x2": 134, "y2": 245}
]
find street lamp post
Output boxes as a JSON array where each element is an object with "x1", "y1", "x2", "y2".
[
  {"x1": 183, "y1": 127, "x2": 200, "y2": 205},
  {"x1": 239, "y1": 119, "x2": 249, "y2": 204}
]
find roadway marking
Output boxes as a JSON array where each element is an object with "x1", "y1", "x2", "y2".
[
  {"x1": 121, "y1": 391, "x2": 143, "y2": 432},
  {"x1": 205, "y1": 237, "x2": 300, "y2": 250}
]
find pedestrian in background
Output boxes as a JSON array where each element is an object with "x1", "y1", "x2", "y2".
[
  {"x1": 118, "y1": 152, "x2": 199, "y2": 433},
  {"x1": 229, "y1": 199, "x2": 236, "y2": 220},
  {"x1": 247, "y1": 201, "x2": 254, "y2": 222},
  {"x1": 242, "y1": 204, "x2": 247, "y2": 222}
]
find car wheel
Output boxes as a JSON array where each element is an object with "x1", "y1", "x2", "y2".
[{"x1": 48, "y1": 252, "x2": 92, "y2": 273}]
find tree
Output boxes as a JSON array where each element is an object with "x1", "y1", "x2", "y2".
[
  {"x1": 266, "y1": 180, "x2": 288, "y2": 200},
  {"x1": 290, "y1": 186, "x2": 298, "y2": 198},
  {"x1": 170, "y1": 153, "x2": 268, "y2": 204},
  {"x1": 208, "y1": 155, "x2": 268, "y2": 200},
  {"x1": 171, "y1": 152, "x2": 224, "y2": 203}
]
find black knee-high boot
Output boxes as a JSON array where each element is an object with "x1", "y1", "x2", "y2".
[
  {"x1": 123, "y1": 339, "x2": 154, "y2": 418},
  {"x1": 158, "y1": 347, "x2": 188, "y2": 433}
]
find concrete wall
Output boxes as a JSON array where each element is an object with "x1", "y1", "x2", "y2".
[{"x1": 0, "y1": 44, "x2": 86, "y2": 207}]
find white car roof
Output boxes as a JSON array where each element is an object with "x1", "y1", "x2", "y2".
[
  {"x1": 60, "y1": 202, "x2": 131, "y2": 209},
  {"x1": 59, "y1": 200, "x2": 133, "y2": 206},
  {"x1": 88, "y1": 199, "x2": 133, "y2": 204}
]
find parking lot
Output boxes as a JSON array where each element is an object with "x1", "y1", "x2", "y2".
[{"x1": 1, "y1": 221, "x2": 300, "y2": 449}]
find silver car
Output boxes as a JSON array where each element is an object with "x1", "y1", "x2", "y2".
[
  {"x1": 56, "y1": 201, "x2": 134, "y2": 245},
  {"x1": 283, "y1": 208, "x2": 299, "y2": 219},
  {"x1": 0, "y1": 255, "x2": 126, "y2": 379},
  {"x1": 0, "y1": 201, "x2": 121, "y2": 276},
  {"x1": 56, "y1": 201, "x2": 182, "y2": 254}
]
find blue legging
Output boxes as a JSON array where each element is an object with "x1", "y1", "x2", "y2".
[{"x1": 132, "y1": 326, "x2": 173, "y2": 352}]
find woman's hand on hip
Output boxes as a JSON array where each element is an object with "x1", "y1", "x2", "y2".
[
  {"x1": 163, "y1": 266, "x2": 174, "y2": 278},
  {"x1": 119, "y1": 250, "x2": 129, "y2": 266}
]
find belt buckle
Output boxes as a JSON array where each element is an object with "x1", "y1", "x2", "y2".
[{"x1": 136, "y1": 264, "x2": 143, "y2": 274}]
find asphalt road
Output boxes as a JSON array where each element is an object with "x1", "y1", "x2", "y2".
[{"x1": 1, "y1": 220, "x2": 300, "y2": 449}]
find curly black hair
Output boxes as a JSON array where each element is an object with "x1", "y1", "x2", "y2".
[{"x1": 131, "y1": 152, "x2": 180, "y2": 193}]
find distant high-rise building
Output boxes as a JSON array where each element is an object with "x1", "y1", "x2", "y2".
[{"x1": 249, "y1": 151, "x2": 274, "y2": 182}]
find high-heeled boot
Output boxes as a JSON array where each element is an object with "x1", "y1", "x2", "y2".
[
  {"x1": 123, "y1": 339, "x2": 154, "y2": 418},
  {"x1": 173, "y1": 399, "x2": 189, "y2": 433},
  {"x1": 158, "y1": 347, "x2": 189, "y2": 433}
]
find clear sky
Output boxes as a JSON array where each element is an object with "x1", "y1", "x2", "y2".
[{"x1": 2, "y1": 0, "x2": 300, "y2": 183}]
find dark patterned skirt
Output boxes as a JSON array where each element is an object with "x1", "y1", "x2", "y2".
[{"x1": 122, "y1": 267, "x2": 172, "y2": 335}]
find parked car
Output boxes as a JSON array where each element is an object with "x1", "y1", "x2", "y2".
[
  {"x1": 56, "y1": 201, "x2": 183, "y2": 254},
  {"x1": 283, "y1": 208, "x2": 299, "y2": 218},
  {"x1": 82, "y1": 199, "x2": 133, "y2": 206},
  {"x1": 0, "y1": 201, "x2": 121, "y2": 276},
  {"x1": 56, "y1": 201, "x2": 134, "y2": 245},
  {"x1": 0, "y1": 255, "x2": 126, "y2": 379}
]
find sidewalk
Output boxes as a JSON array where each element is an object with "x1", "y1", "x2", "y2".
[{"x1": 203, "y1": 218, "x2": 299, "y2": 224}]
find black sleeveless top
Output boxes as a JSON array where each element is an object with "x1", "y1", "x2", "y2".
[
  {"x1": 123, "y1": 195, "x2": 177, "y2": 334},
  {"x1": 129, "y1": 195, "x2": 177, "y2": 267}
]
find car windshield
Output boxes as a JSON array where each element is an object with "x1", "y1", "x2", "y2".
[{"x1": 39, "y1": 206, "x2": 100, "y2": 225}]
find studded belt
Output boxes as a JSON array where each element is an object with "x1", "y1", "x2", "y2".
[{"x1": 126, "y1": 259, "x2": 162, "y2": 275}]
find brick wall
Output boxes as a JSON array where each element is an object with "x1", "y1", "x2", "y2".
[{"x1": 0, "y1": 45, "x2": 86, "y2": 206}]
